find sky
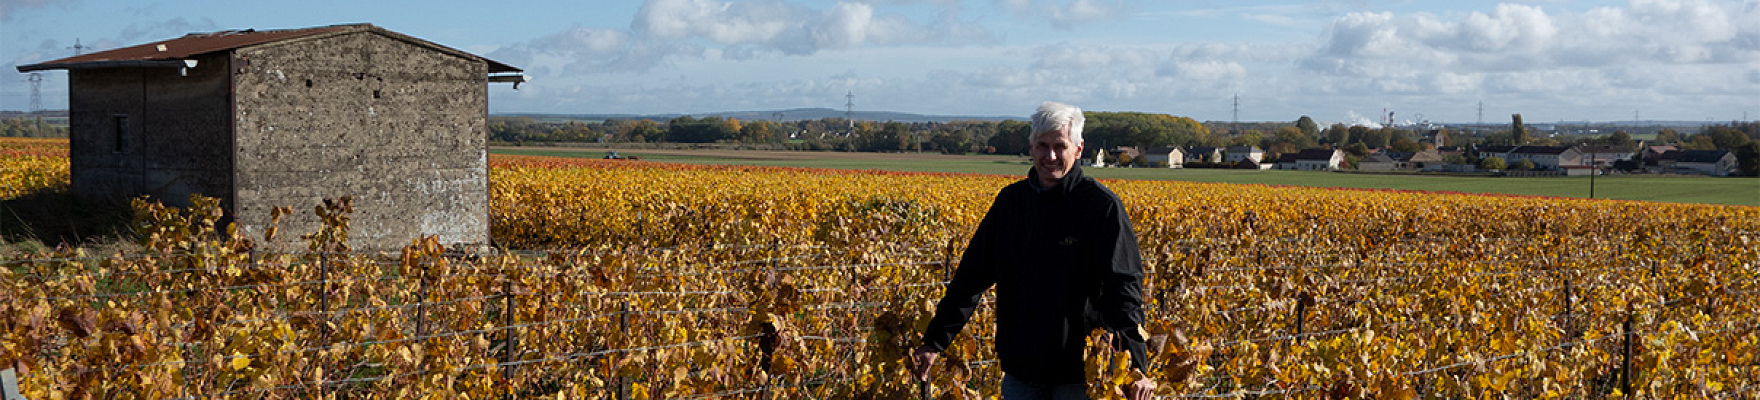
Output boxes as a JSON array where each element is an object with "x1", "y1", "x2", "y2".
[{"x1": 2, "y1": 0, "x2": 1758, "y2": 125}]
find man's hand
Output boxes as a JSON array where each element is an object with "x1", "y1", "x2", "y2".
[
  {"x1": 1125, "y1": 375, "x2": 1155, "y2": 400},
  {"x1": 908, "y1": 346, "x2": 938, "y2": 382}
]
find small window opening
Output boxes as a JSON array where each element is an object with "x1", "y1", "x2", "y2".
[
  {"x1": 113, "y1": 115, "x2": 130, "y2": 153},
  {"x1": 305, "y1": 79, "x2": 314, "y2": 88},
  {"x1": 373, "y1": 89, "x2": 382, "y2": 99}
]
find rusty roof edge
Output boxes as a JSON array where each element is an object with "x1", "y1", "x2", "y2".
[
  {"x1": 15, "y1": 24, "x2": 356, "y2": 71},
  {"x1": 18, "y1": 59, "x2": 192, "y2": 72},
  {"x1": 17, "y1": 23, "x2": 520, "y2": 74}
]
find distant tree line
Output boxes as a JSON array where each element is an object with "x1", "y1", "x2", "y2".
[
  {"x1": 0, "y1": 117, "x2": 68, "y2": 138},
  {"x1": 487, "y1": 114, "x2": 1760, "y2": 174},
  {"x1": 488, "y1": 112, "x2": 1216, "y2": 155}
]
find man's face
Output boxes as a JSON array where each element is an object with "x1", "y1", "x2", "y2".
[{"x1": 1030, "y1": 127, "x2": 1084, "y2": 187}]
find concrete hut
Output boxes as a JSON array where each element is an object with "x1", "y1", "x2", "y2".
[{"x1": 18, "y1": 23, "x2": 526, "y2": 250}]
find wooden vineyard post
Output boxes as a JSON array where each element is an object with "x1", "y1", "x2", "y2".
[
  {"x1": 502, "y1": 277, "x2": 518, "y2": 400},
  {"x1": 1620, "y1": 312, "x2": 1634, "y2": 396},
  {"x1": 1291, "y1": 292, "x2": 1312, "y2": 347},
  {"x1": 415, "y1": 264, "x2": 429, "y2": 337},
  {"x1": 415, "y1": 263, "x2": 430, "y2": 374},
  {"x1": 319, "y1": 252, "x2": 330, "y2": 313},
  {"x1": 1563, "y1": 277, "x2": 1577, "y2": 343},
  {"x1": 617, "y1": 302, "x2": 630, "y2": 400}
]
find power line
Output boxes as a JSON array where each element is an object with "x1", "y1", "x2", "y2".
[
  {"x1": 68, "y1": 38, "x2": 88, "y2": 55},
  {"x1": 26, "y1": 73, "x2": 44, "y2": 113},
  {"x1": 845, "y1": 91, "x2": 855, "y2": 129},
  {"x1": 1231, "y1": 93, "x2": 1240, "y2": 132}
]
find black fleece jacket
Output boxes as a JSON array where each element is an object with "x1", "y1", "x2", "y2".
[{"x1": 920, "y1": 165, "x2": 1148, "y2": 384}]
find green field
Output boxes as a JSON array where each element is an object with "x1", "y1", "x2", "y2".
[{"x1": 492, "y1": 147, "x2": 1760, "y2": 207}]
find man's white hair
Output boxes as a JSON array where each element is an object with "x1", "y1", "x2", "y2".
[{"x1": 1030, "y1": 101, "x2": 1085, "y2": 144}]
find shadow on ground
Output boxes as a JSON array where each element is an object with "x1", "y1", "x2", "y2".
[{"x1": 0, "y1": 188, "x2": 134, "y2": 252}]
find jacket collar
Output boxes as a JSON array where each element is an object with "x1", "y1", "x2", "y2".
[{"x1": 1026, "y1": 165, "x2": 1085, "y2": 194}]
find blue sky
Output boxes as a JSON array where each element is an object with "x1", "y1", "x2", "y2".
[{"x1": 3, "y1": 0, "x2": 1758, "y2": 125}]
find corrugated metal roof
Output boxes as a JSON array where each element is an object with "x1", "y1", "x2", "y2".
[{"x1": 18, "y1": 23, "x2": 521, "y2": 73}]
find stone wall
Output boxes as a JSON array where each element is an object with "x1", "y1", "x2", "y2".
[{"x1": 231, "y1": 31, "x2": 489, "y2": 250}]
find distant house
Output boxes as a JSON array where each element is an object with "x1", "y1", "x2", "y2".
[
  {"x1": 1428, "y1": 129, "x2": 1449, "y2": 147},
  {"x1": 1224, "y1": 145, "x2": 1264, "y2": 163},
  {"x1": 1285, "y1": 148, "x2": 1345, "y2": 171},
  {"x1": 1232, "y1": 158, "x2": 1271, "y2": 170},
  {"x1": 16, "y1": 24, "x2": 524, "y2": 250},
  {"x1": 1108, "y1": 146, "x2": 1141, "y2": 165},
  {"x1": 1141, "y1": 146, "x2": 1185, "y2": 168},
  {"x1": 1673, "y1": 150, "x2": 1738, "y2": 176},
  {"x1": 1478, "y1": 145, "x2": 1581, "y2": 170},
  {"x1": 1357, "y1": 153, "x2": 1398, "y2": 172},
  {"x1": 1641, "y1": 145, "x2": 1678, "y2": 166},
  {"x1": 1574, "y1": 145, "x2": 1634, "y2": 167},
  {"x1": 1404, "y1": 149, "x2": 1446, "y2": 170},
  {"x1": 1186, "y1": 146, "x2": 1223, "y2": 164},
  {"x1": 1654, "y1": 150, "x2": 1682, "y2": 168}
]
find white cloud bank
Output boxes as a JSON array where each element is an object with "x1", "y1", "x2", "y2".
[
  {"x1": 490, "y1": 0, "x2": 994, "y2": 75},
  {"x1": 1302, "y1": 1, "x2": 1760, "y2": 92},
  {"x1": 485, "y1": 0, "x2": 1758, "y2": 122}
]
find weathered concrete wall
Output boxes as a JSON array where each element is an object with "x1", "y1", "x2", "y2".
[
  {"x1": 67, "y1": 52, "x2": 234, "y2": 209},
  {"x1": 231, "y1": 31, "x2": 489, "y2": 250}
]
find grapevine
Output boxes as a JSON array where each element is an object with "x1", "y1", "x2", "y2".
[{"x1": 0, "y1": 148, "x2": 1754, "y2": 399}]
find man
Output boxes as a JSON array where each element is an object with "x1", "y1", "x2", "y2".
[{"x1": 911, "y1": 102, "x2": 1155, "y2": 400}]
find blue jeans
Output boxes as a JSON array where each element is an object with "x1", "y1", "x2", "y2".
[{"x1": 1000, "y1": 375, "x2": 1088, "y2": 400}]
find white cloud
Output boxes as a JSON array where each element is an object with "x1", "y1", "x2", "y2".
[
  {"x1": 993, "y1": 0, "x2": 1126, "y2": 29},
  {"x1": 1292, "y1": 0, "x2": 1760, "y2": 120},
  {"x1": 1051, "y1": 0, "x2": 1119, "y2": 28},
  {"x1": 490, "y1": 26, "x2": 703, "y2": 74},
  {"x1": 1029, "y1": 43, "x2": 1155, "y2": 71},
  {"x1": 474, "y1": 0, "x2": 1757, "y2": 122},
  {"x1": 857, "y1": 0, "x2": 961, "y2": 5},
  {"x1": 495, "y1": 0, "x2": 995, "y2": 77},
  {"x1": 1020, "y1": 41, "x2": 1297, "y2": 89},
  {"x1": 811, "y1": 2, "x2": 875, "y2": 49},
  {"x1": 634, "y1": 0, "x2": 794, "y2": 44},
  {"x1": 1242, "y1": 13, "x2": 1303, "y2": 28},
  {"x1": 1307, "y1": 0, "x2": 1759, "y2": 75},
  {"x1": 1164, "y1": 60, "x2": 1247, "y2": 82}
]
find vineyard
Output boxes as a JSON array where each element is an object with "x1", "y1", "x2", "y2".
[
  {"x1": 0, "y1": 138, "x2": 68, "y2": 199},
  {"x1": 2, "y1": 140, "x2": 1757, "y2": 398}
]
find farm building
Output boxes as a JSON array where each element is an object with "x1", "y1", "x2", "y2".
[
  {"x1": 1281, "y1": 148, "x2": 1345, "y2": 171},
  {"x1": 1139, "y1": 146, "x2": 1185, "y2": 168},
  {"x1": 1185, "y1": 146, "x2": 1223, "y2": 164},
  {"x1": 17, "y1": 24, "x2": 525, "y2": 250},
  {"x1": 1477, "y1": 145, "x2": 1582, "y2": 170},
  {"x1": 1223, "y1": 145, "x2": 1264, "y2": 163},
  {"x1": 1671, "y1": 150, "x2": 1738, "y2": 176},
  {"x1": 1357, "y1": 153, "x2": 1398, "y2": 172}
]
